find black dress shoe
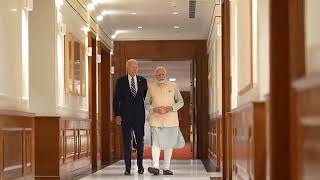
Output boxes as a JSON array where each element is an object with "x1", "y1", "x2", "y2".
[
  {"x1": 138, "y1": 168, "x2": 144, "y2": 174},
  {"x1": 124, "y1": 171, "x2": 131, "y2": 176},
  {"x1": 148, "y1": 167, "x2": 160, "y2": 175},
  {"x1": 163, "y1": 169, "x2": 173, "y2": 175}
]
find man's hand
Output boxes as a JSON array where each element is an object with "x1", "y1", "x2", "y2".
[
  {"x1": 154, "y1": 106, "x2": 173, "y2": 114},
  {"x1": 115, "y1": 116, "x2": 122, "y2": 125},
  {"x1": 165, "y1": 106, "x2": 173, "y2": 112}
]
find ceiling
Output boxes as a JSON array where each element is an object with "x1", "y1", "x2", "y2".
[
  {"x1": 137, "y1": 60, "x2": 192, "y2": 91},
  {"x1": 79, "y1": 0, "x2": 214, "y2": 40}
]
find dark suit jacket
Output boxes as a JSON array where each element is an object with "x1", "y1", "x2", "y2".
[{"x1": 113, "y1": 75, "x2": 148, "y2": 125}]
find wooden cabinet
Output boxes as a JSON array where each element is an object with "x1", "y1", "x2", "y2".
[
  {"x1": 231, "y1": 102, "x2": 266, "y2": 180},
  {"x1": 0, "y1": 110, "x2": 35, "y2": 180},
  {"x1": 34, "y1": 117, "x2": 91, "y2": 180}
]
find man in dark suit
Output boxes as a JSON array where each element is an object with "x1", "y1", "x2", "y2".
[{"x1": 113, "y1": 59, "x2": 148, "y2": 175}]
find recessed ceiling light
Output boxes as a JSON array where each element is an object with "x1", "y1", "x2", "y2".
[
  {"x1": 87, "y1": 3, "x2": 95, "y2": 11},
  {"x1": 172, "y1": 12, "x2": 179, "y2": 15},
  {"x1": 10, "y1": 8, "x2": 17, "y2": 12},
  {"x1": 138, "y1": 26, "x2": 143, "y2": 29},
  {"x1": 131, "y1": 12, "x2": 137, "y2": 15},
  {"x1": 81, "y1": 26, "x2": 90, "y2": 32},
  {"x1": 97, "y1": 15, "x2": 103, "y2": 21},
  {"x1": 174, "y1": 26, "x2": 180, "y2": 29},
  {"x1": 111, "y1": 34, "x2": 117, "y2": 39},
  {"x1": 101, "y1": 10, "x2": 109, "y2": 16},
  {"x1": 169, "y1": 78, "x2": 176, "y2": 82}
]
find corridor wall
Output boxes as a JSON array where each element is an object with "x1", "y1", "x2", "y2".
[
  {"x1": 0, "y1": 1, "x2": 35, "y2": 179},
  {"x1": 207, "y1": 0, "x2": 223, "y2": 171}
]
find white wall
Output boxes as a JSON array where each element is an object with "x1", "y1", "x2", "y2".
[
  {"x1": 305, "y1": 0, "x2": 320, "y2": 75},
  {"x1": 230, "y1": 0, "x2": 270, "y2": 108},
  {"x1": 207, "y1": 4, "x2": 222, "y2": 117},
  {"x1": 28, "y1": 0, "x2": 113, "y2": 118},
  {"x1": 0, "y1": 0, "x2": 29, "y2": 111},
  {"x1": 56, "y1": 1, "x2": 90, "y2": 118},
  {"x1": 257, "y1": 0, "x2": 270, "y2": 99},
  {"x1": 29, "y1": 0, "x2": 57, "y2": 116}
]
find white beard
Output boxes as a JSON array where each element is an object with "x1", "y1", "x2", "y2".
[{"x1": 158, "y1": 79, "x2": 166, "y2": 84}]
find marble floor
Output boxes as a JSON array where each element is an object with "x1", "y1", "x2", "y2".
[{"x1": 81, "y1": 159, "x2": 222, "y2": 180}]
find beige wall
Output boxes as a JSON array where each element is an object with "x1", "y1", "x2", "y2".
[
  {"x1": 207, "y1": 3, "x2": 222, "y2": 117},
  {"x1": 56, "y1": 0, "x2": 90, "y2": 118},
  {"x1": 305, "y1": 0, "x2": 320, "y2": 75},
  {"x1": 29, "y1": 0, "x2": 57, "y2": 116},
  {"x1": 0, "y1": 0, "x2": 29, "y2": 111},
  {"x1": 230, "y1": 0, "x2": 270, "y2": 108},
  {"x1": 28, "y1": 0, "x2": 113, "y2": 118}
]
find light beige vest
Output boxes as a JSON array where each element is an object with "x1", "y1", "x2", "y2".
[{"x1": 149, "y1": 81, "x2": 179, "y2": 127}]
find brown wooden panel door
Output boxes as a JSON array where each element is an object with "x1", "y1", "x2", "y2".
[
  {"x1": 208, "y1": 115, "x2": 222, "y2": 171},
  {"x1": 178, "y1": 92, "x2": 191, "y2": 143},
  {"x1": 231, "y1": 102, "x2": 266, "y2": 180}
]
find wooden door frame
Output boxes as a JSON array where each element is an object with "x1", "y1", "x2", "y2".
[
  {"x1": 269, "y1": 0, "x2": 305, "y2": 179},
  {"x1": 221, "y1": 0, "x2": 232, "y2": 179},
  {"x1": 97, "y1": 41, "x2": 112, "y2": 166},
  {"x1": 88, "y1": 32, "x2": 98, "y2": 170}
]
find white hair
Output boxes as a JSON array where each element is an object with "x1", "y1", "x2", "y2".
[
  {"x1": 126, "y1": 59, "x2": 138, "y2": 69},
  {"x1": 154, "y1": 66, "x2": 167, "y2": 74}
]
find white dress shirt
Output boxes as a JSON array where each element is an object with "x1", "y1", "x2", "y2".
[{"x1": 128, "y1": 74, "x2": 138, "y2": 92}]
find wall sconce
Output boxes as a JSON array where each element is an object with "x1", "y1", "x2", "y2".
[
  {"x1": 59, "y1": 23, "x2": 66, "y2": 35},
  {"x1": 97, "y1": 54, "x2": 101, "y2": 63},
  {"x1": 110, "y1": 66, "x2": 115, "y2": 74},
  {"x1": 217, "y1": 24, "x2": 222, "y2": 36},
  {"x1": 87, "y1": 47, "x2": 92, "y2": 56}
]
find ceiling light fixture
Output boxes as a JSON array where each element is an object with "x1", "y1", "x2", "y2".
[
  {"x1": 111, "y1": 34, "x2": 117, "y2": 39},
  {"x1": 87, "y1": 3, "x2": 95, "y2": 11},
  {"x1": 97, "y1": 15, "x2": 103, "y2": 21},
  {"x1": 131, "y1": 12, "x2": 137, "y2": 15},
  {"x1": 101, "y1": 10, "x2": 109, "y2": 16},
  {"x1": 138, "y1": 26, "x2": 143, "y2": 29},
  {"x1": 174, "y1": 26, "x2": 180, "y2": 29},
  {"x1": 172, "y1": 12, "x2": 179, "y2": 15}
]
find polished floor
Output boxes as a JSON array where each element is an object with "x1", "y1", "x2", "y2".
[{"x1": 81, "y1": 159, "x2": 222, "y2": 180}]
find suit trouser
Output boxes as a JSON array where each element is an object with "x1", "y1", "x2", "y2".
[{"x1": 122, "y1": 122, "x2": 144, "y2": 170}]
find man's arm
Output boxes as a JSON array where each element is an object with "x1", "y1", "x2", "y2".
[
  {"x1": 112, "y1": 79, "x2": 121, "y2": 117},
  {"x1": 172, "y1": 87, "x2": 184, "y2": 112},
  {"x1": 143, "y1": 78, "x2": 148, "y2": 99},
  {"x1": 144, "y1": 90, "x2": 153, "y2": 113}
]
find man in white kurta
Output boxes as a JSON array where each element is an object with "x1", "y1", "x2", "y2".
[{"x1": 145, "y1": 66, "x2": 185, "y2": 176}]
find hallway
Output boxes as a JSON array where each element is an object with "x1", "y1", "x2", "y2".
[
  {"x1": 81, "y1": 160, "x2": 222, "y2": 180},
  {"x1": 1, "y1": 0, "x2": 320, "y2": 180}
]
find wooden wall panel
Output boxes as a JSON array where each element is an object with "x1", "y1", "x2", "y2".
[
  {"x1": 294, "y1": 75, "x2": 320, "y2": 179},
  {"x1": 35, "y1": 117, "x2": 91, "y2": 180},
  {"x1": 178, "y1": 92, "x2": 191, "y2": 142},
  {"x1": 231, "y1": 102, "x2": 266, "y2": 180},
  {"x1": 0, "y1": 110, "x2": 35, "y2": 180},
  {"x1": 208, "y1": 115, "x2": 222, "y2": 171},
  {"x1": 221, "y1": 0, "x2": 232, "y2": 178},
  {"x1": 88, "y1": 31, "x2": 99, "y2": 171}
]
